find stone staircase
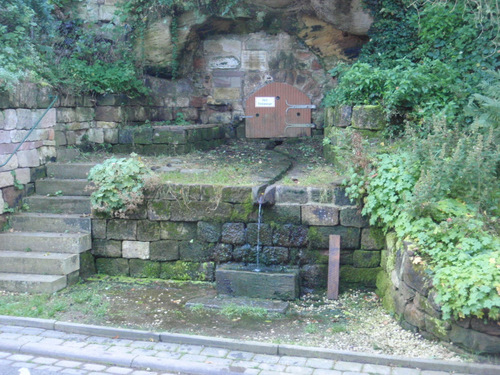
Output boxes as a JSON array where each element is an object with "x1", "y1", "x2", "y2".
[{"x1": 0, "y1": 163, "x2": 96, "y2": 293}]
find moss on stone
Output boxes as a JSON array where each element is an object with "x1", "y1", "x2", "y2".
[
  {"x1": 339, "y1": 265, "x2": 381, "y2": 287},
  {"x1": 130, "y1": 259, "x2": 161, "y2": 278},
  {"x1": 160, "y1": 261, "x2": 214, "y2": 281}
]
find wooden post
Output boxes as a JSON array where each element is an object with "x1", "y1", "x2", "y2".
[{"x1": 327, "y1": 235, "x2": 340, "y2": 300}]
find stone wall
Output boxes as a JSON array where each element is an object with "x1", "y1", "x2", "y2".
[
  {"x1": 377, "y1": 233, "x2": 500, "y2": 354},
  {"x1": 0, "y1": 85, "x2": 56, "y2": 216},
  {"x1": 90, "y1": 183, "x2": 383, "y2": 291}
]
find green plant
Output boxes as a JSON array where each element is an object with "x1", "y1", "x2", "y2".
[
  {"x1": 87, "y1": 154, "x2": 153, "y2": 217},
  {"x1": 220, "y1": 304, "x2": 268, "y2": 319},
  {"x1": 10, "y1": 171, "x2": 24, "y2": 190}
]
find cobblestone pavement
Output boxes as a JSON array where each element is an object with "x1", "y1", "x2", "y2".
[{"x1": 0, "y1": 323, "x2": 497, "y2": 375}]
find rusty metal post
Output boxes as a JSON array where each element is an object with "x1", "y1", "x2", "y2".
[{"x1": 327, "y1": 235, "x2": 340, "y2": 300}]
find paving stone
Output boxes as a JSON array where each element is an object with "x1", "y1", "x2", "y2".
[
  {"x1": 241, "y1": 370, "x2": 259, "y2": 375},
  {"x1": 200, "y1": 347, "x2": 229, "y2": 357},
  {"x1": 232, "y1": 360, "x2": 261, "y2": 369},
  {"x1": 61, "y1": 369, "x2": 87, "y2": 374},
  {"x1": 285, "y1": 365, "x2": 314, "y2": 374},
  {"x1": 0, "y1": 333, "x2": 22, "y2": 339},
  {"x1": 362, "y1": 364, "x2": 392, "y2": 375},
  {"x1": 259, "y1": 363, "x2": 286, "y2": 372},
  {"x1": 391, "y1": 368, "x2": 421, "y2": 375},
  {"x1": 88, "y1": 372, "x2": 109, "y2": 375},
  {"x1": 7, "y1": 354, "x2": 34, "y2": 361},
  {"x1": 131, "y1": 371, "x2": 158, "y2": 375},
  {"x1": 64, "y1": 341, "x2": 88, "y2": 348},
  {"x1": 131, "y1": 348, "x2": 158, "y2": 356},
  {"x1": 20, "y1": 327, "x2": 45, "y2": 335},
  {"x1": 106, "y1": 366, "x2": 133, "y2": 374},
  {"x1": 0, "y1": 326, "x2": 24, "y2": 333},
  {"x1": 39, "y1": 338, "x2": 65, "y2": 346},
  {"x1": 0, "y1": 351, "x2": 10, "y2": 358},
  {"x1": 228, "y1": 351, "x2": 255, "y2": 361},
  {"x1": 40, "y1": 330, "x2": 67, "y2": 338},
  {"x1": 54, "y1": 360, "x2": 83, "y2": 368},
  {"x1": 154, "y1": 351, "x2": 182, "y2": 360},
  {"x1": 11, "y1": 362, "x2": 38, "y2": 368},
  {"x1": 33, "y1": 356, "x2": 59, "y2": 364},
  {"x1": 82, "y1": 363, "x2": 107, "y2": 371},
  {"x1": 178, "y1": 344, "x2": 204, "y2": 354},
  {"x1": 85, "y1": 344, "x2": 111, "y2": 351},
  {"x1": 204, "y1": 357, "x2": 233, "y2": 366},
  {"x1": 312, "y1": 370, "x2": 342, "y2": 375},
  {"x1": 306, "y1": 358, "x2": 335, "y2": 369},
  {"x1": 279, "y1": 356, "x2": 308, "y2": 366},
  {"x1": 420, "y1": 371, "x2": 450, "y2": 375},
  {"x1": 107, "y1": 346, "x2": 134, "y2": 354},
  {"x1": 130, "y1": 340, "x2": 156, "y2": 349},
  {"x1": 113, "y1": 339, "x2": 134, "y2": 346},
  {"x1": 37, "y1": 365, "x2": 64, "y2": 372},
  {"x1": 334, "y1": 361, "x2": 363, "y2": 371},
  {"x1": 0, "y1": 359, "x2": 13, "y2": 365},
  {"x1": 179, "y1": 353, "x2": 207, "y2": 362},
  {"x1": 253, "y1": 354, "x2": 280, "y2": 364},
  {"x1": 153, "y1": 342, "x2": 180, "y2": 352},
  {"x1": 17, "y1": 335, "x2": 44, "y2": 343}
]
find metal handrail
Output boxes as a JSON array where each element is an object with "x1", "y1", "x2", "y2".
[{"x1": 0, "y1": 95, "x2": 58, "y2": 168}]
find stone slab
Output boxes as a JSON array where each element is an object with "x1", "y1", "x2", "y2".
[{"x1": 186, "y1": 296, "x2": 289, "y2": 314}]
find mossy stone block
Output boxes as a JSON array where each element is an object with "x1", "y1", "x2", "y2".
[
  {"x1": 308, "y1": 226, "x2": 360, "y2": 250},
  {"x1": 147, "y1": 200, "x2": 171, "y2": 221},
  {"x1": 92, "y1": 239, "x2": 122, "y2": 258},
  {"x1": 331, "y1": 105, "x2": 352, "y2": 127},
  {"x1": 179, "y1": 241, "x2": 211, "y2": 261},
  {"x1": 339, "y1": 265, "x2": 381, "y2": 286},
  {"x1": 262, "y1": 205, "x2": 301, "y2": 225},
  {"x1": 221, "y1": 186, "x2": 253, "y2": 203},
  {"x1": 96, "y1": 258, "x2": 129, "y2": 276},
  {"x1": 246, "y1": 223, "x2": 273, "y2": 246},
  {"x1": 91, "y1": 219, "x2": 107, "y2": 239},
  {"x1": 333, "y1": 187, "x2": 355, "y2": 206},
  {"x1": 169, "y1": 201, "x2": 232, "y2": 222},
  {"x1": 352, "y1": 105, "x2": 386, "y2": 130},
  {"x1": 221, "y1": 223, "x2": 246, "y2": 245},
  {"x1": 137, "y1": 220, "x2": 160, "y2": 241},
  {"x1": 150, "y1": 240, "x2": 179, "y2": 261},
  {"x1": 132, "y1": 127, "x2": 153, "y2": 144},
  {"x1": 353, "y1": 250, "x2": 381, "y2": 268},
  {"x1": 212, "y1": 243, "x2": 233, "y2": 263},
  {"x1": 197, "y1": 221, "x2": 222, "y2": 243},
  {"x1": 340, "y1": 208, "x2": 370, "y2": 228},
  {"x1": 261, "y1": 246, "x2": 289, "y2": 265},
  {"x1": 300, "y1": 264, "x2": 328, "y2": 290},
  {"x1": 107, "y1": 220, "x2": 137, "y2": 240},
  {"x1": 273, "y1": 224, "x2": 308, "y2": 247},
  {"x1": 361, "y1": 228, "x2": 385, "y2": 250},
  {"x1": 129, "y1": 259, "x2": 161, "y2": 278},
  {"x1": 152, "y1": 128, "x2": 187, "y2": 144},
  {"x1": 79, "y1": 251, "x2": 96, "y2": 279},
  {"x1": 160, "y1": 261, "x2": 214, "y2": 281},
  {"x1": 160, "y1": 222, "x2": 197, "y2": 240}
]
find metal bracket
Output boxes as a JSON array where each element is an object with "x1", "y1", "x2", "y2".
[
  {"x1": 239, "y1": 115, "x2": 254, "y2": 120},
  {"x1": 285, "y1": 100, "x2": 316, "y2": 114},
  {"x1": 284, "y1": 123, "x2": 316, "y2": 132}
]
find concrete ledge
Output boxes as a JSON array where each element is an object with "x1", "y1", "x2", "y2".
[
  {"x1": 132, "y1": 355, "x2": 245, "y2": 375},
  {"x1": 54, "y1": 321, "x2": 160, "y2": 342},
  {"x1": 0, "y1": 316, "x2": 56, "y2": 330},
  {"x1": 1, "y1": 315, "x2": 499, "y2": 375},
  {"x1": 160, "y1": 333, "x2": 278, "y2": 355}
]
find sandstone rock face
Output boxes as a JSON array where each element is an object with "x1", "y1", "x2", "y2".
[{"x1": 310, "y1": 0, "x2": 373, "y2": 35}]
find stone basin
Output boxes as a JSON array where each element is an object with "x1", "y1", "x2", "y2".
[{"x1": 215, "y1": 263, "x2": 299, "y2": 301}]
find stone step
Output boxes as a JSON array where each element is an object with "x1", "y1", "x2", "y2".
[
  {"x1": 35, "y1": 178, "x2": 92, "y2": 196},
  {"x1": 0, "y1": 273, "x2": 67, "y2": 293},
  {"x1": 46, "y1": 163, "x2": 96, "y2": 179},
  {"x1": 24, "y1": 196, "x2": 91, "y2": 214},
  {"x1": 0, "y1": 251, "x2": 79, "y2": 275},
  {"x1": 10, "y1": 213, "x2": 91, "y2": 233},
  {"x1": 0, "y1": 232, "x2": 91, "y2": 254}
]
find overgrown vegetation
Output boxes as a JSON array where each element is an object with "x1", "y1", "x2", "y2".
[
  {"x1": 87, "y1": 154, "x2": 153, "y2": 217},
  {"x1": 326, "y1": 0, "x2": 500, "y2": 320}
]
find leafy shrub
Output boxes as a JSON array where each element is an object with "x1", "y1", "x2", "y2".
[
  {"x1": 346, "y1": 151, "x2": 500, "y2": 320},
  {"x1": 87, "y1": 155, "x2": 152, "y2": 217}
]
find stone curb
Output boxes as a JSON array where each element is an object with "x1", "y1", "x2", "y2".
[{"x1": 0, "y1": 315, "x2": 499, "y2": 375}]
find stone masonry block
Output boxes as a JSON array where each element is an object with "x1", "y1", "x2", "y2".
[
  {"x1": 353, "y1": 250, "x2": 381, "y2": 268},
  {"x1": 276, "y1": 186, "x2": 308, "y2": 204},
  {"x1": 340, "y1": 208, "x2": 370, "y2": 228},
  {"x1": 0, "y1": 171, "x2": 14, "y2": 188},
  {"x1": 197, "y1": 221, "x2": 221, "y2": 243},
  {"x1": 222, "y1": 223, "x2": 246, "y2": 245},
  {"x1": 309, "y1": 226, "x2": 360, "y2": 250},
  {"x1": 35, "y1": 108, "x2": 56, "y2": 128},
  {"x1": 95, "y1": 106, "x2": 122, "y2": 122},
  {"x1": 179, "y1": 241, "x2": 211, "y2": 262},
  {"x1": 272, "y1": 224, "x2": 308, "y2": 247},
  {"x1": 212, "y1": 243, "x2": 233, "y2": 263},
  {"x1": 246, "y1": 223, "x2": 273, "y2": 246},
  {"x1": 302, "y1": 205, "x2": 339, "y2": 226},
  {"x1": 361, "y1": 228, "x2": 385, "y2": 250},
  {"x1": 15, "y1": 168, "x2": 31, "y2": 184},
  {"x1": 16, "y1": 109, "x2": 33, "y2": 129},
  {"x1": 107, "y1": 220, "x2": 137, "y2": 240},
  {"x1": 129, "y1": 259, "x2": 161, "y2": 278},
  {"x1": 0, "y1": 109, "x2": 18, "y2": 130},
  {"x1": 137, "y1": 220, "x2": 160, "y2": 241},
  {"x1": 147, "y1": 200, "x2": 171, "y2": 221},
  {"x1": 16, "y1": 149, "x2": 40, "y2": 167},
  {"x1": 56, "y1": 108, "x2": 76, "y2": 123},
  {"x1": 122, "y1": 241, "x2": 150, "y2": 259},
  {"x1": 352, "y1": 105, "x2": 386, "y2": 131},
  {"x1": 92, "y1": 239, "x2": 122, "y2": 258},
  {"x1": 150, "y1": 240, "x2": 179, "y2": 261},
  {"x1": 0, "y1": 155, "x2": 18, "y2": 172},
  {"x1": 333, "y1": 187, "x2": 355, "y2": 206},
  {"x1": 96, "y1": 258, "x2": 129, "y2": 276},
  {"x1": 160, "y1": 222, "x2": 197, "y2": 241}
]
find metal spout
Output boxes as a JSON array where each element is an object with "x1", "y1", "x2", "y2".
[{"x1": 252, "y1": 185, "x2": 276, "y2": 206}]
